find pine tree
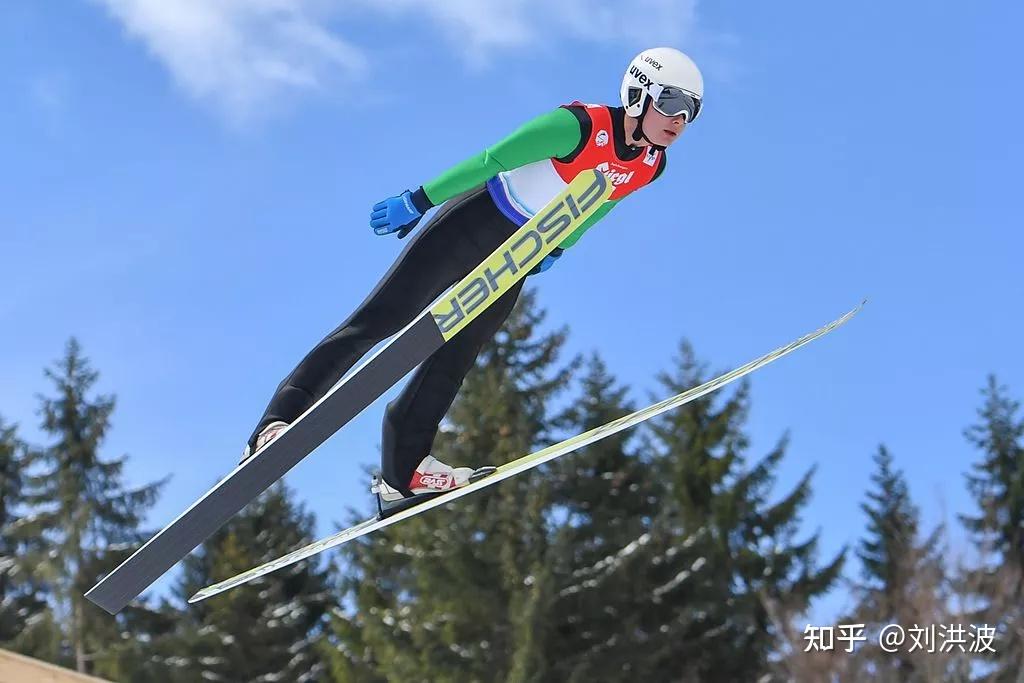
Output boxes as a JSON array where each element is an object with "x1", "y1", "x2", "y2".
[
  {"x1": 958, "y1": 375, "x2": 1024, "y2": 680},
  {"x1": 168, "y1": 481, "x2": 335, "y2": 683},
  {"x1": 637, "y1": 339, "x2": 844, "y2": 681},
  {"x1": 542, "y1": 353, "x2": 662, "y2": 682},
  {"x1": 19, "y1": 338, "x2": 166, "y2": 676},
  {"x1": 327, "y1": 289, "x2": 577, "y2": 682},
  {"x1": 101, "y1": 598, "x2": 183, "y2": 683},
  {"x1": 0, "y1": 416, "x2": 51, "y2": 653},
  {"x1": 849, "y1": 445, "x2": 950, "y2": 682},
  {"x1": 858, "y1": 446, "x2": 923, "y2": 613}
]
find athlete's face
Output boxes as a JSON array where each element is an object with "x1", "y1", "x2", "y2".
[{"x1": 642, "y1": 107, "x2": 687, "y2": 147}]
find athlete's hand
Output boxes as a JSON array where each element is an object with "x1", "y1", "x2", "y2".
[
  {"x1": 528, "y1": 247, "x2": 564, "y2": 276},
  {"x1": 370, "y1": 190, "x2": 423, "y2": 239}
]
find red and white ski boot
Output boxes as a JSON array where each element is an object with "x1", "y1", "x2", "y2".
[{"x1": 372, "y1": 455, "x2": 496, "y2": 517}]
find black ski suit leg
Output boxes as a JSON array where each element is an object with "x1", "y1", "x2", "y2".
[
  {"x1": 380, "y1": 278, "x2": 525, "y2": 492},
  {"x1": 247, "y1": 187, "x2": 501, "y2": 450}
]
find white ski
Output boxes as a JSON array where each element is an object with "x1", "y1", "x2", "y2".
[{"x1": 189, "y1": 301, "x2": 865, "y2": 604}]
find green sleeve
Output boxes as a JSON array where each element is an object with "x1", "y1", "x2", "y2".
[
  {"x1": 557, "y1": 199, "x2": 618, "y2": 249},
  {"x1": 422, "y1": 107, "x2": 583, "y2": 204}
]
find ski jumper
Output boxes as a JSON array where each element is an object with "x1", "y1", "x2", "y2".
[{"x1": 247, "y1": 103, "x2": 667, "y2": 495}]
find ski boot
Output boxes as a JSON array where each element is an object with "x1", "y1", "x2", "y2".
[
  {"x1": 239, "y1": 420, "x2": 289, "y2": 465},
  {"x1": 371, "y1": 455, "x2": 496, "y2": 519}
]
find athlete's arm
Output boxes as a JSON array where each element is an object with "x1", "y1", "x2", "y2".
[
  {"x1": 557, "y1": 201, "x2": 617, "y2": 249},
  {"x1": 410, "y1": 107, "x2": 584, "y2": 209}
]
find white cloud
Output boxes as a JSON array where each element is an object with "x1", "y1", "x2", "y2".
[
  {"x1": 94, "y1": 0, "x2": 367, "y2": 125},
  {"x1": 353, "y1": 0, "x2": 538, "y2": 65},
  {"x1": 352, "y1": 0, "x2": 702, "y2": 67},
  {"x1": 95, "y1": 0, "x2": 709, "y2": 123}
]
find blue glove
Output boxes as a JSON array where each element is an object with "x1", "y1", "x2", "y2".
[
  {"x1": 528, "y1": 247, "x2": 564, "y2": 276},
  {"x1": 370, "y1": 190, "x2": 423, "y2": 239}
]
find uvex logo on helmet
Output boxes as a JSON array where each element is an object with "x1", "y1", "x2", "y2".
[
  {"x1": 595, "y1": 162, "x2": 635, "y2": 186},
  {"x1": 643, "y1": 55, "x2": 663, "y2": 70},
  {"x1": 628, "y1": 65, "x2": 657, "y2": 88}
]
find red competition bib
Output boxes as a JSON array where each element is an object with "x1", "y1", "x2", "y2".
[{"x1": 552, "y1": 101, "x2": 661, "y2": 200}]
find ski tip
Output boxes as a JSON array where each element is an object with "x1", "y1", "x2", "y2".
[{"x1": 843, "y1": 298, "x2": 867, "y2": 318}]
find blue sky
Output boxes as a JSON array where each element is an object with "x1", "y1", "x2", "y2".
[{"x1": 1, "y1": 1, "x2": 1020, "y2": 623}]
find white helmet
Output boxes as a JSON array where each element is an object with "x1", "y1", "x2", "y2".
[{"x1": 620, "y1": 47, "x2": 703, "y2": 123}]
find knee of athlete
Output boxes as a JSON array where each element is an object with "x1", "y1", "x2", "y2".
[
  {"x1": 328, "y1": 320, "x2": 386, "y2": 350},
  {"x1": 383, "y1": 398, "x2": 399, "y2": 420},
  {"x1": 382, "y1": 399, "x2": 411, "y2": 428}
]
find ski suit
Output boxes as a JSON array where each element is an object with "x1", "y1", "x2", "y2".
[{"x1": 248, "y1": 103, "x2": 667, "y2": 495}]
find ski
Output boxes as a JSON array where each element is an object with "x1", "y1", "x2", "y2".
[
  {"x1": 188, "y1": 301, "x2": 865, "y2": 605},
  {"x1": 85, "y1": 170, "x2": 613, "y2": 615}
]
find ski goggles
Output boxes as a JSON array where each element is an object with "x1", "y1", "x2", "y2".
[{"x1": 648, "y1": 83, "x2": 702, "y2": 122}]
